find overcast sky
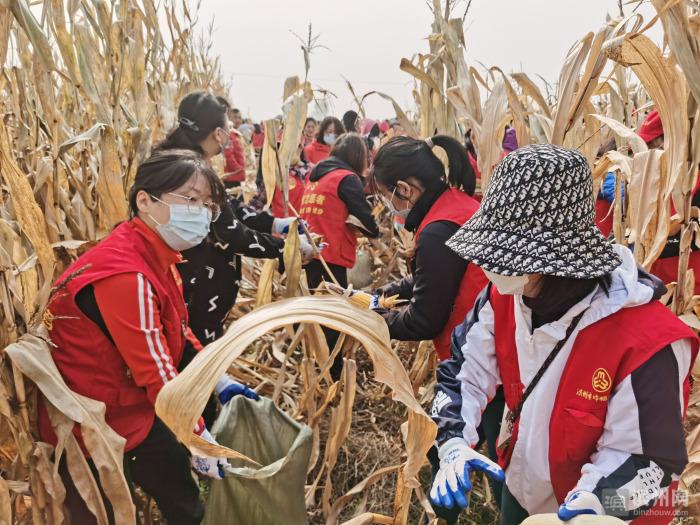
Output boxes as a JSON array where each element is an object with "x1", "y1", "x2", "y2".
[{"x1": 195, "y1": 0, "x2": 660, "y2": 121}]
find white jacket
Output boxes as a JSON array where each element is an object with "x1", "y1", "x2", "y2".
[{"x1": 431, "y1": 245, "x2": 693, "y2": 517}]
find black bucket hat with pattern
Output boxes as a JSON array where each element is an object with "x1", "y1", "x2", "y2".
[{"x1": 446, "y1": 143, "x2": 621, "y2": 278}]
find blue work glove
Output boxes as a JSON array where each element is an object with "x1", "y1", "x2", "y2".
[
  {"x1": 369, "y1": 294, "x2": 380, "y2": 309},
  {"x1": 272, "y1": 217, "x2": 308, "y2": 235},
  {"x1": 601, "y1": 172, "x2": 624, "y2": 202},
  {"x1": 191, "y1": 428, "x2": 227, "y2": 480},
  {"x1": 558, "y1": 490, "x2": 605, "y2": 521},
  {"x1": 429, "y1": 438, "x2": 505, "y2": 510},
  {"x1": 215, "y1": 375, "x2": 260, "y2": 405}
]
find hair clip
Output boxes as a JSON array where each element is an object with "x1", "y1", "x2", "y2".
[
  {"x1": 178, "y1": 117, "x2": 199, "y2": 132},
  {"x1": 425, "y1": 137, "x2": 434, "y2": 148}
]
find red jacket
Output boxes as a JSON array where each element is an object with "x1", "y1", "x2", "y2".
[
  {"x1": 39, "y1": 219, "x2": 197, "y2": 451},
  {"x1": 594, "y1": 198, "x2": 613, "y2": 238},
  {"x1": 491, "y1": 288, "x2": 697, "y2": 521},
  {"x1": 301, "y1": 168, "x2": 357, "y2": 268},
  {"x1": 304, "y1": 140, "x2": 330, "y2": 165},
  {"x1": 223, "y1": 131, "x2": 246, "y2": 183},
  {"x1": 252, "y1": 130, "x2": 265, "y2": 150},
  {"x1": 415, "y1": 188, "x2": 487, "y2": 360}
]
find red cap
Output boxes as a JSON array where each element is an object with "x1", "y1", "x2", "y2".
[
  {"x1": 379, "y1": 121, "x2": 390, "y2": 133},
  {"x1": 638, "y1": 110, "x2": 664, "y2": 143}
]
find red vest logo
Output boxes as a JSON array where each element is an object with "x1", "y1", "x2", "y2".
[{"x1": 592, "y1": 368, "x2": 612, "y2": 393}]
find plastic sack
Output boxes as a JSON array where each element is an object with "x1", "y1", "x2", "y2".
[
  {"x1": 348, "y1": 248, "x2": 373, "y2": 289},
  {"x1": 203, "y1": 397, "x2": 312, "y2": 525}
]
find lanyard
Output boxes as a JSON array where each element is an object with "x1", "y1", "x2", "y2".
[{"x1": 506, "y1": 309, "x2": 587, "y2": 432}]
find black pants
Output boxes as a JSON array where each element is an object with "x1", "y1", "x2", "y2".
[
  {"x1": 428, "y1": 389, "x2": 507, "y2": 524},
  {"x1": 305, "y1": 259, "x2": 348, "y2": 379},
  {"x1": 60, "y1": 418, "x2": 204, "y2": 525},
  {"x1": 304, "y1": 259, "x2": 348, "y2": 290}
]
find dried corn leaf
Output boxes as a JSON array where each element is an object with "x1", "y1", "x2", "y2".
[
  {"x1": 283, "y1": 220, "x2": 301, "y2": 298},
  {"x1": 4, "y1": 332, "x2": 135, "y2": 524},
  {"x1": 607, "y1": 34, "x2": 689, "y2": 221},
  {"x1": 590, "y1": 114, "x2": 647, "y2": 154},
  {"x1": 365, "y1": 92, "x2": 418, "y2": 138},
  {"x1": 0, "y1": 122, "x2": 54, "y2": 283},
  {"x1": 155, "y1": 296, "x2": 436, "y2": 490},
  {"x1": 255, "y1": 258, "x2": 277, "y2": 307},
  {"x1": 477, "y1": 79, "x2": 508, "y2": 189},
  {"x1": 512, "y1": 72, "x2": 552, "y2": 119},
  {"x1": 261, "y1": 119, "x2": 281, "y2": 208},
  {"x1": 0, "y1": 476, "x2": 10, "y2": 525}
]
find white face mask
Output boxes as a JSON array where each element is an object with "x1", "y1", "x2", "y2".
[
  {"x1": 323, "y1": 133, "x2": 337, "y2": 145},
  {"x1": 149, "y1": 198, "x2": 211, "y2": 251},
  {"x1": 384, "y1": 187, "x2": 411, "y2": 219},
  {"x1": 483, "y1": 269, "x2": 530, "y2": 296}
]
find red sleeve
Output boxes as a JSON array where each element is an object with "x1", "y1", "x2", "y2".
[
  {"x1": 93, "y1": 272, "x2": 178, "y2": 405},
  {"x1": 186, "y1": 326, "x2": 203, "y2": 352},
  {"x1": 224, "y1": 133, "x2": 245, "y2": 180},
  {"x1": 233, "y1": 135, "x2": 245, "y2": 172}
]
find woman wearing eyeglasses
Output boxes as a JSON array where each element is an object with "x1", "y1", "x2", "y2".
[
  {"x1": 153, "y1": 92, "x2": 315, "y2": 364},
  {"x1": 40, "y1": 151, "x2": 250, "y2": 524}
]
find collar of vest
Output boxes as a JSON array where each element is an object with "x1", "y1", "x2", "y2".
[
  {"x1": 131, "y1": 217, "x2": 182, "y2": 271},
  {"x1": 405, "y1": 185, "x2": 447, "y2": 231}
]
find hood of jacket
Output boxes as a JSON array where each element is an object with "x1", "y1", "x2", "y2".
[
  {"x1": 309, "y1": 156, "x2": 355, "y2": 182},
  {"x1": 585, "y1": 244, "x2": 665, "y2": 326}
]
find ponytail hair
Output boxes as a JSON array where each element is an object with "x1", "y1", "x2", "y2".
[
  {"x1": 370, "y1": 134, "x2": 475, "y2": 196},
  {"x1": 154, "y1": 91, "x2": 228, "y2": 154}
]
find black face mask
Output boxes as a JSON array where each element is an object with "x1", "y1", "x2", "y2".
[{"x1": 523, "y1": 275, "x2": 599, "y2": 329}]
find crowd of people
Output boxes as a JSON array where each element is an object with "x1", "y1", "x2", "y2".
[{"x1": 42, "y1": 91, "x2": 699, "y2": 525}]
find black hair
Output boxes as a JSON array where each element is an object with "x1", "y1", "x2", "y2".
[
  {"x1": 254, "y1": 123, "x2": 262, "y2": 134},
  {"x1": 316, "y1": 116, "x2": 343, "y2": 144},
  {"x1": 464, "y1": 129, "x2": 477, "y2": 159},
  {"x1": 128, "y1": 149, "x2": 226, "y2": 217},
  {"x1": 330, "y1": 133, "x2": 368, "y2": 176},
  {"x1": 596, "y1": 137, "x2": 617, "y2": 159},
  {"x1": 342, "y1": 110, "x2": 359, "y2": 134},
  {"x1": 368, "y1": 123, "x2": 380, "y2": 139},
  {"x1": 154, "y1": 91, "x2": 228, "y2": 154},
  {"x1": 370, "y1": 135, "x2": 476, "y2": 196},
  {"x1": 305, "y1": 117, "x2": 317, "y2": 126}
]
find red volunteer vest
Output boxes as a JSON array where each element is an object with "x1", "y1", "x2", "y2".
[
  {"x1": 39, "y1": 220, "x2": 189, "y2": 451},
  {"x1": 415, "y1": 188, "x2": 488, "y2": 360},
  {"x1": 301, "y1": 168, "x2": 358, "y2": 268},
  {"x1": 272, "y1": 173, "x2": 305, "y2": 218},
  {"x1": 491, "y1": 288, "x2": 698, "y2": 522}
]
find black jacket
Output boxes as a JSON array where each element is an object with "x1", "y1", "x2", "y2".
[
  {"x1": 374, "y1": 186, "x2": 469, "y2": 341},
  {"x1": 179, "y1": 197, "x2": 284, "y2": 346},
  {"x1": 309, "y1": 157, "x2": 379, "y2": 238}
]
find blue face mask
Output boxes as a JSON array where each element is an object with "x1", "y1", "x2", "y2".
[
  {"x1": 323, "y1": 133, "x2": 337, "y2": 145},
  {"x1": 149, "y1": 197, "x2": 211, "y2": 251}
]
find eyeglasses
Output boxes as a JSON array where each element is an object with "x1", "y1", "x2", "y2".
[{"x1": 153, "y1": 193, "x2": 222, "y2": 222}]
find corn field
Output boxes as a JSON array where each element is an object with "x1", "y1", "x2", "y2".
[{"x1": 1, "y1": 0, "x2": 700, "y2": 524}]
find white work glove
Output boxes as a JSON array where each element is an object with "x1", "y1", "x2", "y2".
[
  {"x1": 272, "y1": 217, "x2": 307, "y2": 235},
  {"x1": 191, "y1": 428, "x2": 228, "y2": 480},
  {"x1": 300, "y1": 237, "x2": 326, "y2": 261},
  {"x1": 558, "y1": 490, "x2": 605, "y2": 521},
  {"x1": 369, "y1": 294, "x2": 380, "y2": 309},
  {"x1": 430, "y1": 437, "x2": 505, "y2": 510}
]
